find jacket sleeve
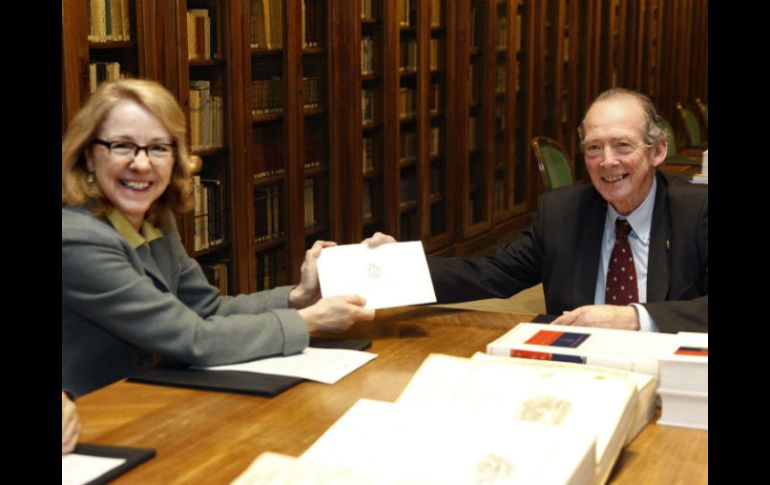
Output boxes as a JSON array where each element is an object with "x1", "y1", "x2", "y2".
[
  {"x1": 62, "y1": 214, "x2": 308, "y2": 367},
  {"x1": 427, "y1": 212, "x2": 545, "y2": 304}
]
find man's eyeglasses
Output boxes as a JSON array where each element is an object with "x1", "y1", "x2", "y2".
[
  {"x1": 581, "y1": 139, "x2": 651, "y2": 162},
  {"x1": 92, "y1": 139, "x2": 176, "y2": 161}
]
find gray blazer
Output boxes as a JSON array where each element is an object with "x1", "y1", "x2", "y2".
[{"x1": 62, "y1": 206, "x2": 309, "y2": 396}]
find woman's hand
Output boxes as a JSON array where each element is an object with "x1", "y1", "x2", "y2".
[
  {"x1": 62, "y1": 391, "x2": 80, "y2": 454},
  {"x1": 289, "y1": 240, "x2": 337, "y2": 309},
  {"x1": 298, "y1": 295, "x2": 375, "y2": 333}
]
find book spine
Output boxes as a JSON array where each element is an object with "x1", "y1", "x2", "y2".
[{"x1": 509, "y1": 349, "x2": 587, "y2": 365}]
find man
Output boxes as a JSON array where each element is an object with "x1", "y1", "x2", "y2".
[{"x1": 367, "y1": 88, "x2": 707, "y2": 333}]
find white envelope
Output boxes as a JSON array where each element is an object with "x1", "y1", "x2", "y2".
[{"x1": 317, "y1": 241, "x2": 437, "y2": 309}]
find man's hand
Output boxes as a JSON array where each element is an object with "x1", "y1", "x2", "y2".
[
  {"x1": 289, "y1": 240, "x2": 337, "y2": 309},
  {"x1": 552, "y1": 304, "x2": 640, "y2": 330},
  {"x1": 298, "y1": 295, "x2": 376, "y2": 333},
  {"x1": 362, "y1": 232, "x2": 397, "y2": 248}
]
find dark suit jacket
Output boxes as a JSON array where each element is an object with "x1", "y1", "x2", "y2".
[
  {"x1": 428, "y1": 172, "x2": 708, "y2": 333},
  {"x1": 62, "y1": 206, "x2": 309, "y2": 396}
]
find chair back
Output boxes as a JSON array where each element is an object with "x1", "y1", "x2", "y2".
[
  {"x1": 695, "y1": 97, "x2": 708, "y2": 133},
  {"x1": 531, "y1": 136, "x2": 573, "y2": 191},
  {"x1": 676, "y1": 102, "x2": 705, "y2": 148},
  {"x1": 659, "y1": 116, "x2": 678, "y2": 158}
]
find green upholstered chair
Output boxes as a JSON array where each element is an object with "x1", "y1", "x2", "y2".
[
  {"x1": 695, "y1": 97, "x2": 708, "y2": 135},
  {"x1": 659, "y1": 117, "x2": 678, "y2": 157},
  {"x1": 531, "y1": 136, "x2": 573, "y2": 191},
  {"x1": 676, "y1": 102, "x2": 707, "y2": 149},
  {"x1": 659, "y1": 116, "x2": 701, "y2": 166}
]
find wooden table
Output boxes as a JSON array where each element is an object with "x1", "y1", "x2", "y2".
[
  {"x1": 76, "y1": 306, "x2": 708, "y2": 484},
  {"x1": 660, "y1": 149, "x2": 705, "y2": 181}
]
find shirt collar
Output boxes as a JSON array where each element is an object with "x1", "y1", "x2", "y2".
[
  {"x1": 605, "y1": 176, "x2": 656, "y2": 245},
  {"x1": 107, "y1": 209, "x2": 163, "y2": 248}
]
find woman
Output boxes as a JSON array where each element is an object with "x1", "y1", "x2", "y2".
[{"x1": 62, "y1": 79, "x2": 374, "y2": 396}]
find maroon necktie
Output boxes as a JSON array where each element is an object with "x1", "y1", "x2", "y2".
[{"x1": 605, "y1": 219, "x2": 639, "y2": 305}]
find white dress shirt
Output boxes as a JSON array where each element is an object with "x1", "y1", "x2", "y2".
[{"x1": 593, "y1": 177, "x2": 660, "y2": 332}]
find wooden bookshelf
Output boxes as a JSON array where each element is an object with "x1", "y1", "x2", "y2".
[
  {"x1": 174, "y1": 1, "x2": 234, "y2": 295},
  {"x1": 62, "y1": 0, "x2": 153, "y2": 127},
  {"x1": 63, "y1": 0, "x2": 709, "y2": 294}
]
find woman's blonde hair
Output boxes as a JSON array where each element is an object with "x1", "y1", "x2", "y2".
[{"x1": 62, "y1": 79, "x2": 200, "y2": 225}]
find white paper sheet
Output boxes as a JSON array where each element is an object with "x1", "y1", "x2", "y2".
[
  {"x1": 62, "y1": 453, "x2": 126, "y2": 485},
  {"x1": 316, "y1": 241, "x2": 436, "y2": 309},
  {"x1": 200, "y1": 347, "x2": 377, "y2": 385}
]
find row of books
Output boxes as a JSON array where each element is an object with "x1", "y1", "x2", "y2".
[
  {"x1": 234, "y1": 350, "x2": 658, "y2": 484},
  {"x1": 395, "y1": 127, "x2": 440, "y2": 163},
  {"x1": 396, "y1": 0, "x2": 442, "y2": 28},
  {"x1": 399, "y1": 40, "x2": 417, "y2": 73},
  {"x1": 192, "y1": 176, "x2": 225, "y2": 252},
  {"x1": 252, "y1": 78, "x2": 285, "y2": 116},
  {"x1": 397, "y1": 0, "x2": 416, "y2": 27},
  {"x1": 398, "y1": 88, "x2": 416, "y2": 119},
  {"x1": 250, "y1": 0, "x2": 283, "y2": 49},
  {"x1": 303, "y1": 177, "x2": 317, "y2": 229},
  {"x1": 469, "y1": 9, "x2": 523, "y2": 51},
  {"x1": 89, "y1": 62, "x2": 124, "y2": 94},
  {"x1": 256, "y1": 248, "x2": 288, "y2": 291},
  {"x1": 302, "y1": 77, "x2": 325, "y2": 110},
  {"x1": 251, "y1": 77, "x2": 326, "y2": 115},
  {"x1": 362, "y1": 88, "x2": 376, "y2": 125},
  {"x1": 399, "y1": 131, "x2": 417, "y2": 162},
  {"x1": 497, "y1": 12, "x2": 508, "y2": 48},
  {"x1": 429, "y1": 82, "x2": 442, "y2": 114},
  {"x1": 201, "y1": 262, "x2": 229, "y2": 296},
  {"x1": 190, "y1": 81, "x2": 224, "y2": 152},
  {"x1": 88, "y1": 0, "x2": 131, "y2": 43},
  {"x1": 429, "y1": 38, "x2": 441, "y2": 70},
  {"x1": 361, "y1": 36, "x2": 376, "y2": 75},
  {"x1": 487, "y1": 323, "x2": 709, "y2": 431},
  {"x1": 187, "y1": 8, "x2": 217, "y2": 61},
  {"x1": 429, "y1": 125, "x2": 441, "y2": 157},
  {"x1": 362, "y1": 136, "x2": 376, "y2": 173},
  {"x1": 361, "y1": 0, "x2": 375, "y2": 20},
  {"x1": 254, "y1": 185, "x2": 284, "y2": 243},
  {"x1": 364, "y1": 39, "x2": 441, "y2": 74},
  {"x1": 251, "y1": 0, "x2": 325, "y2": 50},
  {"x1": 300, "y1": 0, "x2": 324, "y2": 48}
]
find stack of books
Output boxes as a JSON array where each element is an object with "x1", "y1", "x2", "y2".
[
  {"x1": 233, "y1": 352, "x2": 659, "y2": 484},
  {"x1": 486, "y1": 323, "x2": 709, "y2": 431},
  {"x1": 691, "y1": 149, "x2": 708, "y2": 184},
  {"x1": 485, "y1": 323, "x2": 679, "y2": 378},
  {"x1": 656, "y1": 332, "x2": 708, "y2": 430}
]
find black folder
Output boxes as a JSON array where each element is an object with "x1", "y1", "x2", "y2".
[
  {"x1": 127, "y1": 338, "x2": 371, "y2": 397},
  {"x1": 69, "y1": 443, "x2": 156, "y2": 485},
  {"x1": 532, "y1": 314, "x2": 558, "y2": 324}
]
